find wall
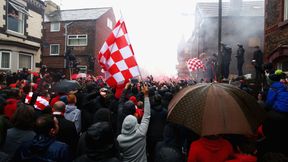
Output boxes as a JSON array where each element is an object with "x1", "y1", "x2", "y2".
[
  {"x1": 95, "y1": 8, "x2": 116, "y2": 76},
  {"x1": 42, "y1": 20, "x2": 97, "y2": 69},
  {"x1": 27, "y1": 10, "x2": 43, "y2": 39},
  {"x1": 0, "y1": 44, "x2": 37, "y2": 72},
  {"x1": 265, "y1": 0, "x2": 288, "y2": 57}
]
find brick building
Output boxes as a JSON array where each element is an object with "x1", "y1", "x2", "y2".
[
  {"x1": 0, "y1": 0, "x2": 44, "y2": 72},
  {"x1": 42, "y1": 1, "x2": 116, "y2": 75},
  {"x1": 177, "y1": 0, "x2": 264, "y2": 78},
  {"x1": 265, "y1": 0, "x2": 288, "y2": 71}
]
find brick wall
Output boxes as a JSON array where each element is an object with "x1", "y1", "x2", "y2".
[
  {"x1": 95, "y1": 8, "x2": 116, "y2": 76},
  {"x1": 264, "y1": 0, "x2": 288, "y2": 59},
  {"x1": 43, "y1": 20, "x2": 97, "y2": 68}
]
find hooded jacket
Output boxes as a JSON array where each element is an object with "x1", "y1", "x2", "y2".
[
  {"x1": 117, "y1": 97, "x2": 150, "y2": 162},
  {"x1": 266, "y1": 82, "x2": 288, "y2": 112},
  {"x1": 187, "y1": 137, "x2": 234, "y2": 162},
  {"x1": 64, "y1": 104, "x2": 81, "y2": 134}
]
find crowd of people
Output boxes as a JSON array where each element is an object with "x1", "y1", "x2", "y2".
[{"x1": 0, "y1": 66, "x2": 287, "y2": 162}]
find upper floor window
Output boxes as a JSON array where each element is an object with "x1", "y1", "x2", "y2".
[
  {"x1": 68, "y1": 35, "x2": 88, "y2": 46},
  {"x1": 107, "y1": 18, "x2": 113, "y2": 29},
  {"x1": 50, "y1": 22, "x2": 60, "y2": 32},
  {"x1": 50, "y1": 44, "x2": 60, "y2": 55},
  {"x1": 7, "y1": 1, "x2": 29, "y2": 34},
  {"x1": 0, "y1": 51, "x2": 11, "y2": 69},
  {"x1": 285, "y1": 0, "x2": 288, "y2": 20},
  {"x1": 19, "y1": 53, "x2": 33, "y2": 70}
]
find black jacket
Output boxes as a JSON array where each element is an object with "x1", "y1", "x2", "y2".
[{"x1": 54, "y1": 115, "x2": 78, "y2": 155}]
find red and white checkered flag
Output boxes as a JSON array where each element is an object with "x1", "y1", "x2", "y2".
[
  {"x1": 98, "y1": 17, "x2": 140, "y2": 87},
  {"x1": 186, "y1": 58, "x2": 205, "y2": 71}
]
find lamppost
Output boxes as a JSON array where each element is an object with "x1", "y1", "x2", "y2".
[{"x1": 217, "y1": 0, "x2": 223, "y2": 81}]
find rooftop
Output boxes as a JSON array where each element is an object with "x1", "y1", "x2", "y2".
[{"x1": 44, "y1": 7, "x2": 111, "y2": 22}]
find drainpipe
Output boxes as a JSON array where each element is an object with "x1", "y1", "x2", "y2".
[{"x1": 64, "y1": 22, "x2": 73, "y2": 68}]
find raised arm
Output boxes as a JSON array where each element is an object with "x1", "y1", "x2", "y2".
[{"x1": 138, "y1": 84, "x2": 151, "y2": 135}]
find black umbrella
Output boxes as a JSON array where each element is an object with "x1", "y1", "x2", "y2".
[{"x1": 52, "y1": 79, "x2": 80, "y2": 93}]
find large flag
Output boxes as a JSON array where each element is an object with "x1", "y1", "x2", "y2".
[
  {"x1": 98, "y1": 17, "x2": 140, "y2": 88},
  {"x1": 186, "y1": 58, "x2": 205, "y2": 72}
]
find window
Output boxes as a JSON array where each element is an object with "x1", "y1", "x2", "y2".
[
  {"x1": 68, "y1": 35, "x2": 88, "y2": 46},
  {"x1": 285, "y1": 0, "x2": 288, "y2": 20},
  {"x1": 107, "y1": 18, "x2": 113, "y2": 29},
  {"x1": 0, "y1": 51, "x2": 11, "y2": 69},
  {"x1": 7, "y1": 1, "x2": 29, "y2": 34},
  {"x1": 19, "y1": 54, "x2": 32, "y2": 69},
  {"x1": 50, "y1": 44, "x2": 60, "y2": 55},
  {"x1": 50, "y1": 22, "x2": 60, "y2": 32},
  {"x1": 277, "y1": 60, "x2": 288, "y2": 72}
]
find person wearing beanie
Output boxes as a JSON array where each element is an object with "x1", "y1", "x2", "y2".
[
  {"x1": 74, "y1": 122, "x2": 120, "y2": 162},
  {"x1": 117, "y1": 84, "x2": 150, "y2": 162},
  {"x1": 265, "y1": 70, "x2": 288, "y2": 112}
]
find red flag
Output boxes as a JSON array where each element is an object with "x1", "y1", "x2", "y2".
[
  {"x1": 186, "y1": 58, "x2": 205, "y2": 72},
  {"x1": 98, "y1": 17, "x2": 140, "y2": 88}
]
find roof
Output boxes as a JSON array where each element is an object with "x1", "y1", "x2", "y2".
[
  {"x1": 196, "y1": 1, "x2": 264, "y2": 18},
  {"x1": 44, "y1": 7, "x2": 111, "y2": 22}
]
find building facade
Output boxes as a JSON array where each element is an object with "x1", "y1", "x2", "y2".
[
  {"x1": 265, "y1": 0, "x2": 288, "y2": 71},
  {"x1": 0, "y1": 0, "x2": 44, "y2": 72},
  {"x1": 177, "y1": 0, "x2": 264, "y2": 78},
  {"x1": 42, "y1": 1, "x2": 116, "y2": 75}
]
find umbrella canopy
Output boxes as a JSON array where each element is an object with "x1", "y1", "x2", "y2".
[
  {"x1": 52, "y1": 79, "x2": 80, "y2": 93},
  {"x1": 168, "y1": 83, "x2": 266, "y2": 136}
]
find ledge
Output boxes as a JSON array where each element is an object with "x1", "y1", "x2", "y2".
[
  {"x1": 278, "y1": 20, "x2": 288, "y2": 28},
  {"x1": 6, "y1": 30, "x2": 27, "y2": 39}
]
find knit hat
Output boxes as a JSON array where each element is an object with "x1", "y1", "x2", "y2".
[
  {"x1": 123, "y1": 101, "x2": 136, "y2": 115},
  {"x1": 268, "y1": 69, "x2": 286, "y2": 82},
  {"x1": 129, "y1": 96, "x2": 137, "y2": 105},
  {"x1": 85, "y1": 122, "x2": 114, "y2": 150},
  {"x1": 93, "y1": 108, "x2": 111, "y2": 123},
  {"x1": 121, "y1": 115, "x2": 138, "y2": 135}
]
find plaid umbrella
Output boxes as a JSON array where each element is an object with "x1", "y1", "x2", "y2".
[{"x1": 168, "y1": 83, "x2": 266, "y2": 136}]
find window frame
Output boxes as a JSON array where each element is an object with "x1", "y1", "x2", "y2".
[
  {"x1": 6, "y1": 1, "x2": 28, "y2": 35},
  {"x1": 50, "y1": 44, "x2": 60, "y2": 55},
  {"x1": 50, "y1": 22, "x2": 60, "y2": 32},
  {"x1": 107, "y1": 18, "x2": 113, "y2": 29},
  {"x1": 285, "y1": 0, "x2": 288, "y2": 21},
  {"x1": 67, "y1": 34, "x2": 88, "y2": 46},
  {"x1": 0, "y1": 51, "x2": 12, "y2": 70},
  {"x1": 18, "y1": 53, "x2": 33, "y2": 70}
]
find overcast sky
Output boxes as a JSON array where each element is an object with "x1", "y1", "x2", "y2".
[{"x1": 50, "y1": 0, "x2": 262, "y2": 77}]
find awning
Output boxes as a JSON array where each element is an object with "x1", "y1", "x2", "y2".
[{"x1": 9, "y1": 1, "x2": 32, "y2": 17}]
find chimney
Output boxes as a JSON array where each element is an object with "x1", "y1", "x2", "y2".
[
  {"x1": 230, "y1": 0, "x2": 242, "y2": 16},
  {"x1": 44, "y1": 0, "x2": 60, "y2": 15}
]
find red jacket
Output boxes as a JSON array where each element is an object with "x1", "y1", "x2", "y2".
[
  {"x1": 188, "y1": 137, "x2": 234, "y2": 162},
  {"x1": 50, "y1": 95, "x2": 61, "y2": 107},
  {"x1": 3, "y1": 98, "x2": 19, "y2": 119}
]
